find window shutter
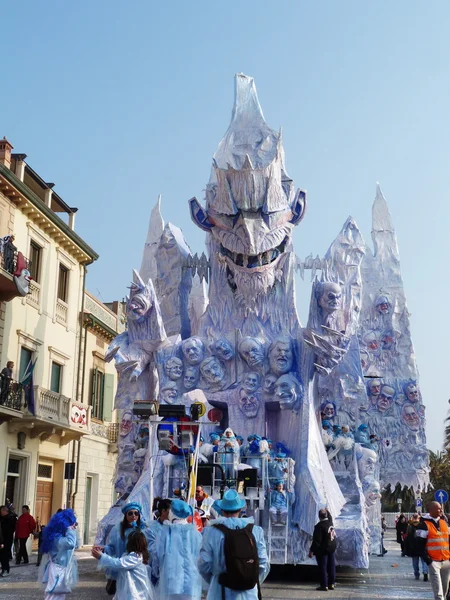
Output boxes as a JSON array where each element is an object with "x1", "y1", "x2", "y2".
[{"x1": 102, "y1": 374, "x2": 114, "y2": 422}]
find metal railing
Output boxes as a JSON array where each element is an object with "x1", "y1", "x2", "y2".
[
  {"x1": 0, "y1": 374, "x2": 23, "y2": 411},
  {"x1": 0, "y1": 239, "x2": 31, "y2": 275},
  {"x1": 108, "y1": 423, "x2": 119, "y2": 443}
]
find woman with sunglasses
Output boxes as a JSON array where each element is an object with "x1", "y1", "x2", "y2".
[{"x1": 95, "y1": 502, "x2": 147, "y2": 596}]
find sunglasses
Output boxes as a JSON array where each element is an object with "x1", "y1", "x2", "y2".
[{"x1": 127, "y1": 511, "x2": 140, "y2": 517}]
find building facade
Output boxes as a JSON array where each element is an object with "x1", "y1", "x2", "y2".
[{"x1": 0, "y1": 138, "x2": 120, "y2": 546}]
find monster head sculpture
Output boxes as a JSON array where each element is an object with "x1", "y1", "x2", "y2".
[{"x1": 189, "y1": 74, "x2": 306, "y2": 304}]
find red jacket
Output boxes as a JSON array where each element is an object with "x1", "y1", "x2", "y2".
[{"x1": 15, "y1": 513, "x2": 36, "y2": 538}]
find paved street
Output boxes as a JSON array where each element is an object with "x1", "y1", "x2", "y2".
[{"x1": 0, "y1": 534, "x2": 435, "y2": 599}]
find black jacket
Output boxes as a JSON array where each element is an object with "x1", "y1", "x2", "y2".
[
  {"x1": 310, "y1": 518, "x2": 336, "y2": 555},
  {"x1": 0, "y1": 513, "x2": 17, "y2": 545},
  {"x1": 404, "y1": 521, "x2": 424, "y2": 557}
]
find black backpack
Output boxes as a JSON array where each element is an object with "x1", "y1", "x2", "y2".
[{"x1": 213, "y1": 523, "x2": 260, "y2": 598}]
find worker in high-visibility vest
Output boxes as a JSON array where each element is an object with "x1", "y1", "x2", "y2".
[{"x1": 415, "y1": 501, "x2": 450, "y2": 600}]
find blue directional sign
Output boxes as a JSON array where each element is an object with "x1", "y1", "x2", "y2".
[{"x1": 434, "y1": 489, "x2": 449, "y2": 504}]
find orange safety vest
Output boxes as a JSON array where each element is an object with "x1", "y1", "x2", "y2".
[{"x1": 425, "y1": 519, "x2": 450, "y2": 561}]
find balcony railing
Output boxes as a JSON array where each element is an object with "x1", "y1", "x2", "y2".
[
  {"x1": 0, "y1": 375, "x2": 23, "y2": 411},
  {"x1": 107, "y1": 422, "x2": 119, "y2": 443},
  {"x1": 32, "y1": 386, "x2": 90, "y2": 432},
  {"x1": 56, "y1": 298, "x2": 68, "y2": 325},
  {"x1": 26, "y1": 280, "x2": 41, "y2": 309},
  {"x1": 0, "y1": 239, "x2": 31, "y2": 276}
]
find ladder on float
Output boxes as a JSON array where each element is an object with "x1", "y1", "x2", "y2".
[{"x1": 267, "y1": 500, "x2": 290, "y2": 564}]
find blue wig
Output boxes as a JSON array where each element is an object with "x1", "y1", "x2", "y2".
[
  {"x1": 276, "y1": 441, "x2": 290, "y2": 456},
  {"x1": 40, "y1": 509, "x2": 77, "y2": 554}
]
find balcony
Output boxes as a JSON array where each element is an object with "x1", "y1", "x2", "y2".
[
  {"x1": 0, "y1": 375, "x2": 24, "y2": 423},
  {"x1": 55, "y1": 298, "x2": 68, "y2": 326},
  {"x1": 0, "y1": 239, "x2": 32, "y2": 302},
  {"x1": 8, "y1": 386, "x2": 91, "y2": 445}
]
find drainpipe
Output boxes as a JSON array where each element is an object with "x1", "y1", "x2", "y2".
[{"x1": 71, "y1": 264, "x2": 89, "y2": 510}]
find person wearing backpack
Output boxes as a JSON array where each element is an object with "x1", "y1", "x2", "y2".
[
  {"x1": 309, "y1": 508, "x2": 337, "y2": 591},
  {"x1": 198, "y1": 489, "x2": 269, "y2": 600}
]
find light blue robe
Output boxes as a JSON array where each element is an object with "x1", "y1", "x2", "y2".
[
  {"x1": 99, "y1": 552, "x2": 154, "y2": 600},
  {"x1": 40, "y1": 528, "x2": 79, "y2": 596},
  {"x1": 198, "y1": 517, "x2": 270, "y2": 600},
  {"x1": 152, "y1": 522, "x2": 202, "y2": 600},
  {"x1": 104, "y1": 522, "x2": 148, "y2": 580}
]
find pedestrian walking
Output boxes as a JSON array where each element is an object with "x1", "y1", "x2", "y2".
[
  {"x1": 39, "y1": 509, "x2": 79, "y2": 600},
  {"x1": 396, "y1": 514, "x2": 408, "y2": 557},
  {"x1": 152, "y1": 499, "x2": 202, "y2": 600},
  {"x1": 404, "y1": 513, "x2": 428, "y2": 581},
  {"x1": 416, "y1": 501, "x2": 450, "y2": 600},
  {"x1": 309, "y1": 508, "x2": 337, "y2": 591},
  {"x1": 93, "y1": 530, "x2": 154, "y2": 600},
  {"x1": 15, "y1": 505, "x2": 36, "y2": 564},
  {"x1": 146, "y1": 498, "x2": 171, "y2": 585},
  {"x1": 198, "y1": 489, "x2": 269, "y2": 600},
  {"x1": 0, "y1": 505, "x2": 17, "y2": 576},
  {"x1": 95, "y1": 502, "x2": 148, "y2": 596}
]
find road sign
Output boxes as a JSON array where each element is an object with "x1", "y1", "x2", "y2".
[
  {"x1": 415, "y1": 499, "x2": 423, "y2": 507},
  {"x1": 434, "y1": 489, "x2": 449, "y2": 504}
]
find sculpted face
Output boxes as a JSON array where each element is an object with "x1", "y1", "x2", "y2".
[
  {"x1": 160, "y1": 382, "x2": 179, "y2": 404},
  {"x1": 377, "y1": 385, "x2": 395, "y2": 412},
  {"x1": 368, "y1": 379, "x2": 381, "y2": 398},
  {"x1": 239, "y1": 390, "x2": 260, "y2": 418},
  {"x1": 268, "y1": 339, "x2": 293, "y2": 376},
  {"x1": 200, "y1": 357, "x2": 224, "y2": 384},
  {"x1": 182, "y1": 337, "x2": 205, "y2": 365},
  {"x1": 165, "y1": 357, "x2": 183, "y2": 381},
  {"x1": 358, "y1": 448, "x2": 377, "y2": 478},
  {"x1": 405, "y1": 383, "x2": 420, "y2": 403},
  {"x1": 274, "y1": 374, "x2": 303, "y2": 411},
  {"x1": 363, "y1": 478, "x2": 381, "y2": 506},
  {"x1": 402, "y1": 404, "x2": 420, "y2": 432},
  {"x1": 242, "y1": 372, "x2": 260, "y2": 394},
  {"x1": 318, "y1": 282, "x2": 342, "y2": 314},
  {"x1": 263, "y1": 374, "x2": 277, "y2": 394},
  {"x1": 381, "y1": 330, "x2": 394, "y2": 350},
  {"x1": 238, "y1": 338, "x2": 265, "y2": 368},
  {"x1": 183, "y1": 366, "x2": 199, "y2": 390},
  {"x1": 376, "y1": 296, "x2": 391, "y2": 315},
  {"x1": 127, "y1": 292, "x2": 151, "y2": 320},
  {"x1": 364, "y1": 331, "x2": 380, "y2": 352},
  {"x1": 321, "y1": 402, "x2": 336, "y2": 419},
  {"x1": 15, "y1": 269, "x2": 31, "y2": 296},
  {"x1": 214, "y1": 339, "x2": 234, "y2": 361},
  {"x1": 120, "y1": 410, "x2": 134, "y2": 436}
]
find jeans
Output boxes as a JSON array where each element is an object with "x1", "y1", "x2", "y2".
[
  {"x1": 428, "y1": 560, "x2": 450, "y2": 600},
  {"x1": 16, "y1": 538, "x2": 29, "y2": 564},
  {"x1": 412, "y1": 556, "x2": 428, "y2": 577},
  {"x1": 316, "y1": 552, "x2": 336, "y2": 589}
]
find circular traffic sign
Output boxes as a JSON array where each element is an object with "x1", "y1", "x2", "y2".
[{"x1": 434, "y1": 489, "x2": 449, "y2": 503}]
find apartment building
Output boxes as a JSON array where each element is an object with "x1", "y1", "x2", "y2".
[{"x1": 0, "y1": 137, "x2": 120, "y2": 546}]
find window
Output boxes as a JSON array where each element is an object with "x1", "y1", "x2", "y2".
[
  {"x1": 50, "y1": 362, "x2": 62, "y2": 393},
  {"x1": 19, "y1": 347, "x2": 33, "y2": 382},
  {"x1": 57, "y1": 264, "x2": 69, "y2": 302},
  {"x1": 90, "y1": 369, "x2": 114, "y2": 421},
  {"x1": 37, "y1": 464, "x2": 53, "y2": 479},
  {"x1": 29, "y1": 241, "x2": 42, "y2": 283}
]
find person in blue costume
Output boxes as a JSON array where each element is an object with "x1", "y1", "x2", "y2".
[
  {"x1": 198, "y1": 489, "x2": 269, "y2": 600},
  {"x1": 39, "y1": 509, "x2": 79, "y2": 600},
  {"x1": 354, "y1": 423, "x2": 371, "y2": 447},
  {"x1": 218, "y1": 428, "x2": 240, "y2": 481},
  {"x1": 93, "y1": 530, "x2": 154, "y2": 600},
  {"x1": 269, "y1": 481, "x2": 293, "y2": 525},
  {"x1": 146, "y1": 498, "x2": 171, "y2": 585},
  {"x1": 152, "y1": 499, "x2": 202, "y2": 600},
  {"x1": 99, "y1": 502, "x2": 148, "y2": 584}
]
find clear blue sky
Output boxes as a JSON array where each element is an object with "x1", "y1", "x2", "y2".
[{"x1": 3, "y1": 1, "x2": 450, "y2": 450}]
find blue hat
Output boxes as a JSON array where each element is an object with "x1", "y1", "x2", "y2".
[
  {"x1": 170, "y1": 499, "x2": 193, "y2": 519},
  {"x1": 210, "y1": 433, "x2": 220, "y2": 441},
  {"x1": 247, "y1": 434, "x2": 256, "y2": 441},
  {"x1": 199, "y1": 435, "x2": 205, "y2": 442},
  {"x1": 236, "y1": 435, "x2": 243, "y2": 442},
  {"x1": 322, "y1": 420, "x2": 333, "y2": 429},
  {"x1": 215, "y1": 489, "x2": 246, "y2": 513},
  {"x1": 122, "y1": 502, "x2": 142, "y2": 515},
  {"x1": 276, "y1": 452, "x2": 286, "y2": 458},
  {"x1": 358, "y1": 423, "x2": 368, "y2": 430}
]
